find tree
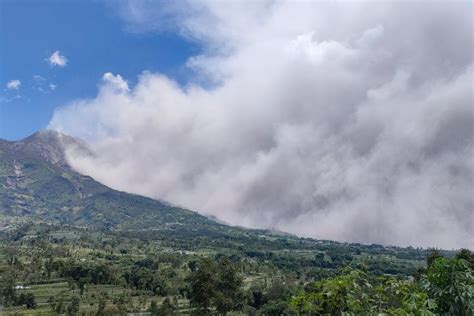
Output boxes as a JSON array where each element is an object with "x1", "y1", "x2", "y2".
[
  {"x1": 248, "y1": 285, "x2": 266, "y2": 309},
  {"x1": 159, "y1": 297, "x2": 175, "y2": 315},
  {"x1": 67, "y1": 296, "x2": 80, "y2": 315},
  {"x1": 423, "y1": 257, "x2": 474, "y2": 315},
  {"x1": 289, "y1": 269, "x2": 438, "y2": 315},
  {"x1": 187, "y1": 258, "x2": 217, "y2": 314},
  {"x1": 50, "y1": 294, "x2": 65, "y2": 314},
  {"x1": 25, "y1": 293, "x2": 37, "y2": 309},
  {"x1": 426, "y1": 249, "x2": 442, "y2": 267},
  {"x1": 214, "y1": 258, "x2": 245, "y2": 315},
  {"x1": 113, "y1": 295, "x2": 128, "y2": 315},
  {"x1": 187, "y1": 257, "x2": 245, "y2": 315},
  {"x1": 17, "y1": 292, "x2": 37, "y2": 309},
  {"x1": 260, "y1": 299, "x2": 289, "y2": 315},
  {"x1": 259, "y1": 279, "x2": 292, "y2": 315},
  {"x1": 148, "y1": 301, "x2": 159, "y2": 315},
  {"x1": 97, "y1": 292, "x2": 107, "y2": 315},
  {"x1": 188, "y1": 260, "x2": 198, "y2": 272},
  {"x1": 0, "y1": 277, "x2": 17, "y2": 307},
  {"x1": 456, "y1": 249, "x2": 474, "y2": 267}
]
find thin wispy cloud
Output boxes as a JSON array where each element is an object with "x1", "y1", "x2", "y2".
[
  {"x1": 6, "y1": 79, "x2": 21, "y2": 90},
  {"x1": 32, "y1": 74, "x2": 58, "y2": 93},
  {"x1": 33, "y1": 74, "x2": 45, "y2": 82},
  {"x1": 48, "y1": 51, "x2": 68, "y2": 67}
]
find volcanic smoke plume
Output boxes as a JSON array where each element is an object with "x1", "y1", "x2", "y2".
[{"x1": 50, "y1": 1, "x2": 474, "y2": 248}]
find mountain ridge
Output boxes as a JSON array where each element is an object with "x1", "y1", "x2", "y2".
[
  {"x1": 1, "y1": 130, "x2": 301, "y2": 249},
  {"x1": 1, "y1": 130, "x2": 455, "y2": 252},
  {"x1": 0, "y1": 130, "x2": 217, "y2": 230},
  {"x1": 0, "y1": 130, "x2": 88, "y2": 167}
]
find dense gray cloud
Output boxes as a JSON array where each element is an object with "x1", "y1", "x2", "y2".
[{"x1": 49, "y1": 1, "x2": 473, "y2": 248}]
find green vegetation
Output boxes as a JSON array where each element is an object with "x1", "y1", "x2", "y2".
[
  {"x1": 0, "y1": 224, "x2": 472, "y2": 315},
  {"x1": 187, "y1": 258, "x2": 244, "y2": 314},
  {"x1": 289, "y1": 255, "x2": 473, "y2": 315},
  {"x1": 0, "y1": 131, "x2": 472, "y2": 314}
]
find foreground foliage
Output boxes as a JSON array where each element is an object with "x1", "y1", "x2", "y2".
[
  {"x1": 290, "y1": 255, "x2": 473, "y2": 315},
  {"x1": 0, "y1": 223, "x2": 471, "y2": 315}
]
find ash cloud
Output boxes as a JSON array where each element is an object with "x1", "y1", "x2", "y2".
[{"x1": 49, "y1": 1, "x2": 473, "y2": 248}]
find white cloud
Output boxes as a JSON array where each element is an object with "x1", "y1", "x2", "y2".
[
  {"x1": 102, "y1": 73, "x2": 129, "y2": 92},
  {"x1": 6, "y1": 80, "x2": 21, "y2": 90},
  {"x1": 33, "y1": 74, "x2": 45, "y2": 82},
  {"x1": 48, "y1": 51, "x2": 68, "y2": 67},
  {"x1": 50, "y1": 1, "x2": 473, "y2": 249},
  {"x1": 32, "y1": 74, "x2": 57, "y2": 93}
]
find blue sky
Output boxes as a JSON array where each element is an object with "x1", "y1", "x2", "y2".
[{"x1": 0, "y1": 0, "x2": 199, "y2": 140}]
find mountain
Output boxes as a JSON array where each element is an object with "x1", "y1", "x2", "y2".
[
  {"x1": 2, "y1": 130, "x2": 315, "y2": 255},
  {"x1": 0, "y1": 130, "x2": 230, "y2": 233},
  {"x1": 0, "y1": 130, "x2": 437, "y2": 291},
  {"x1": 1, "y1": 130, "x2": 438, "y2": 258}
]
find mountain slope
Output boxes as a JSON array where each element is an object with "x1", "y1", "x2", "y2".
[
  {"x1": 0, "y1": 130, "x2": 437, "y2": 274},
  {"x1": 0, "y1": 132, "x2": 461, "y2": 316},
  {"x1": 0, "y1": 130, "x2": 225, "y2": 232}
]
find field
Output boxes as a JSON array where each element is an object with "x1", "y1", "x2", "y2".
[{"x1": 2, "y1": 223, "x2": 470, "y2": 315}]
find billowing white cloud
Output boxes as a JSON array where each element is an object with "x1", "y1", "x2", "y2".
[
  {"x1": 102, "y1": 72, "x2": 129, "y2": 92},
  {"x1": 50, "y1": 1, "x2": 473, "y2": 249},
  {"x1": 6, "y1": 80, "x2": 21, "y2": 90},
  {"x1": 48, "y1": 51, "x2": 68, "y2": 67}
]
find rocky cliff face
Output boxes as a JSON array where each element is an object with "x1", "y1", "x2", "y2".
[{"x1": 1, "y1": 130, "x2": 90, "y2": 168}]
